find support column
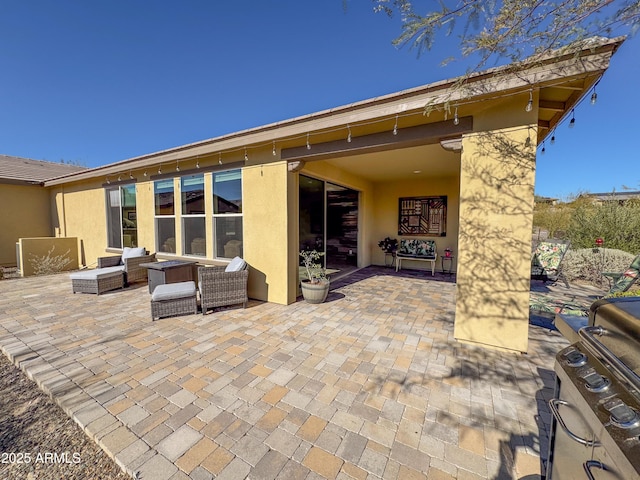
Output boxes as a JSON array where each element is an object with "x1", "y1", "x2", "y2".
[{"x1": 454, "y1": 122, "x2": 537, "y2": 353}]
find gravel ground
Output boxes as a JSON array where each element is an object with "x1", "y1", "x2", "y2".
[{"x1": 0, "y1": 354, "x2": 131, "y2": 480}]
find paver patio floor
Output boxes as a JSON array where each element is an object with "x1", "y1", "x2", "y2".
[{"x1": 0, "y1": 267, "x2": 599, "y2": 479}]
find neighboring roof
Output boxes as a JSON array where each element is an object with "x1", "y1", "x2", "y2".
[
  {"x1": 0, "y1": 154, "x2": 87, "y2": 185},
  {"x1": 580, "y1": 191, "x2": 640, "y2": 202}
]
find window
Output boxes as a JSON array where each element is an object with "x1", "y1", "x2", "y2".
[
  {"x1": 182, "y1": 174, "x2": 206, "y2": 256},
  {"x1": 213, "y1": 169, "x2": 242, "y2": 258},
  {"x1": 106, "y1": 184, "x2": 137, "y2": 248},
  {"x1": 155, "y1": 179, "x2": 176, "y2": 253}
]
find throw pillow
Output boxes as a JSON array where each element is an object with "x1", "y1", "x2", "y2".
[{"x1": 225, "y1": 256, "x2": 246, "y2": 272}]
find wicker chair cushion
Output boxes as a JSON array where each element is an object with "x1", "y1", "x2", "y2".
[
  {"x1": 151, "y1": 281, "x2": 196, "y2": 301},
  {"x1": 122, "y1": 247, "x2": 146, "y2": 263},
  {"x1": 69, "y1": 266, "x2": 124, "y2": 280},
  {"x1": 225, "y1": 256, "x2": 246, "y2": 272}
]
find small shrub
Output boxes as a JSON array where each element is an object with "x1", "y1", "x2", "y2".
[
  {"x1": 606, "y1": 289, "x2": 640, "y2": 298},
  {"x1": 562, "y1": 248, "x2": 636, "y2": 287},
  {"x1": 29, "y1": 246, "x2": 72, "y2": 276}
]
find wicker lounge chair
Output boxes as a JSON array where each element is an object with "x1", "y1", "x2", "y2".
[
  {"x1": 198, "y1": 258, "x2": 249, "y2": 314},
  {"x1": 97, "y1": 247, "x2": 155, "y2": 285}
]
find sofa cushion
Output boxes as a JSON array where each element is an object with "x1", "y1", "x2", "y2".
[
  {"x1": 152, "y1": 281, "x2": 196, "y2": 301},
  {"x1": 69, "y1": 266, "x2": 124, "y2": 280},
  {"x1": 122, "y1": 247, "x2": 146, "y2": 263},
  {"x1": 225, "y1": 256, "x2": 246, "y2": 272}
]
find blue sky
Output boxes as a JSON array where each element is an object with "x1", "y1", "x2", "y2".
[{"x1": 1, "y1": 1, "x2": 637, "y2": 198}]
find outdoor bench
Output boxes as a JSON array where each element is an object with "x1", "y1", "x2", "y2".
[
  {"x1": 395, "y1": 239, "x2": 438, "y2": 276},
  {"x1": 69, "y1": 266, "x2": 125, "y2": 294}
]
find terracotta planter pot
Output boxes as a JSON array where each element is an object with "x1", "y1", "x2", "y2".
[{"x1": 300, "y1": 279, "x2": 330, "y2": 304}]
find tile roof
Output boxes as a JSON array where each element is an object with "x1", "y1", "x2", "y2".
[{"x1": 0, "y1": 154, "x2": 87, "y2": 184}]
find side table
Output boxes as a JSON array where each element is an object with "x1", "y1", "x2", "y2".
[
  {"x1": 140, "y1": 260, "x2": 198, "y2": 293},
  {"x1": 441, "y1": 256, "x2": 455, "y2": 275}
]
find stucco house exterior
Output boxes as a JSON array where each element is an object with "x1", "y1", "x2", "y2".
[
  {"x1": 0, "y1": 155, "x2": 86, "y2": 267},
  {"x1": 26, "y1": 36, "x2": 623, "y2": 353}
]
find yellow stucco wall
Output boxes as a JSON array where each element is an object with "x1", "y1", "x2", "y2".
[
  {"x1": 371, "y1": 175, "x2": 460, "y2": 270},
  {"x1": 18, "y1": 237, "x2": 79, "y2": 276},
  {"x1": 0, "y1": 184, "x2": 52, "y2": 266},
  {"x1": 454, "y1": 96, "x2": 538, "y2": 353},
  {"x1": 243, "y1": 161, "x2": 292, "y2": 304}
]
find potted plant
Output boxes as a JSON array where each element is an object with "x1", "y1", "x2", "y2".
[
  {"x1": 299, "y1": 250, "x2": 330, "y2": 303},
  {"x1": 378, "y1": 237, "x2": 398, "y2": 253}
]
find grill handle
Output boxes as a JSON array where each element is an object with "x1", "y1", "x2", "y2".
[
  {"x1": 583, "y1": 460, "x2": 606, "y2": 480},
  {"x1": 548, "y1": 399, "x2": 600, "y2": 447},
  {"x1": 579, "y1": 326, "x2": 640, "y2": 395}
]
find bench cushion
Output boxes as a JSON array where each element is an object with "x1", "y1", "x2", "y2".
[
  {"x1": 69, "y1": 266, "x2": 124, "y2": 280},
  {"x1": 152, "y1": 281, "x2": 196, "y2": 301},
  {"x1": 397, "y1": 239, "x2": 436, "y2": 259}
]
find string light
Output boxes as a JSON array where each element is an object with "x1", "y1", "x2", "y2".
[
  {"x1": 347, "y1": 125, "x2": 352, "y2": 143},
  {"x1": 244, "y1": 149, "x2": 249, "y2": 162},
  {"x1": 176, "y1": 161, "x2": 180, "y2": 172},
  {"x1": 117, "y1": 175, "x2": 121, "y2": 182},
  {"x1": 219, "y1": 153, "x2": 223, "y2": 165},
  {"x1": 158, "y1": 165, "x2": 162, "y2": 174},
  {"x1": 591, "y1": 87, "x2": 597, "y2": 105},
  {"x1": 568, "y1": 109, "x2": 575, "y2": 128},
  {"x1": 272, "y1": 141, "x2": 277, "y2": 156},
  {"x1": 393, "y1": 115, "x2": 398, "y2": 135},
  {"x1": 196, "y1": 156, "x2": 200, "y2": 168},
  {"x1": 106, "y1": 176, "x2": 110, "y2": 184},
  {"x1": 306, "y1": 133, "x2": 311, "y2": 150},
  {"x1": 453, "y1": 106, "x2": 459, "y2": 126},
  {"x1": 541, "y1": 141, "x2": 546, "y2": 155},
  {"x1": 550, "y1": 132, "x2": 556, "y2": 145},
  {"x1": 143, "y1": 171, "x2": 148, "y2": 177},
  {"x1": 525, "y1": 89, "x2": 533, "y2": 112},
  {"x1": 129, "y1": 171, "x2": 134, "y2": 179}
]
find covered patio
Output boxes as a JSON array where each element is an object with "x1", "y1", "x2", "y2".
[{"x1": 0, "y1": 269, "x2": 602, "y2": 479}]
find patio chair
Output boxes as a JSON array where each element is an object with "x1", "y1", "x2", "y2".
[
  {"x1": 530, "y1": 253, "x2": 640, "y2": 317},
  {"x1": 198, "y1": 257, "x2": 249, "y2": 314},
  {"x1": 97, "y1": 247, "x2": 156, "y2": 285},
  {"x1": 602, "y1": 254, "x2": 640, "y2": 293},
  {"x1": 531, "y1": 240, "x2": 570, "y2": 286}
]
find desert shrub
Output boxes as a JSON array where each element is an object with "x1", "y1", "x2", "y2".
[
  {"x1": 606, "y1": 288, "x2": 640, "y2": 298},
  {"x1": 562, "y1": 248, "x2": 636, "y2": 287},
  {"x1": 566, "y1": 198, "x2": 640, "y2": 252}
]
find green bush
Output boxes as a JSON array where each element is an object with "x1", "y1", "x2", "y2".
[
  {"x1": 562, "y1": 248, "x2": 635, "y2": 287},
  {"x1": 566, "y1": 198, "x2": 640, "y2": 252}
]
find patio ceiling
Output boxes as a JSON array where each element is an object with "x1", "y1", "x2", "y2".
[{"x1": 323, "y1": 143, "x2": 461, "y2": 183}]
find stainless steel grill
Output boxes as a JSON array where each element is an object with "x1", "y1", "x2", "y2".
[{"x1": 548, "y1": 297, "x2": 640, "y2": 479}]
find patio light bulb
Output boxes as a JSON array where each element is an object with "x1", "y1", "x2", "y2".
[
  {"x1": 550, "y1": 134, "x2": 556, "y2": 145},
  {"x1": 347, "y1": 125, "x2": 352, "y2": 143},
  {"x1": 158, "y1": 166, "x2": 162, "y2": 174},
  {"x1": 244, "y1": 149, "x2": 248, "y2": 162},
  {"x1": 591, "y1": 90, "x2": 597, "y2": 105},
  {"x1": 525, "y1": 90, "x2": 533, "y2": 112},
  {"x1": 106, "y1": 177, "x2": 110, "y2": 184},
  {"x1": 176, "y1": 162, "x2": 180, "y2": 172},
  {"x1": 143, "y1": 171, "x2": 148, "y2": 177},
  {"x1": 453, "y1": 107, "x2": 459, "y2": 126},
  {"x1": 541, "y1": 142, "x2": 546, "y2": 155},
  {"x1": 118, "y1": 175, "x2": 121, "y2": 182},
  {"x1": 393, "y1": 115, "x2": 398, "y2": 135},
  {"x1": 129, "y1": 172, "x2": 134, "y2": 179},
  {"x1": 219, "y1": 153, "x2": 223, "y2": 165},
  {"x1": 569, "y1": 110, "x2": 575, "y2": 129},
  {"x1": 272, "y1": 141, "x2": 277, "y2": 156},
  {"x1": 196, "y1": 159, "x2": 200, "y2": 169},
  {"x1": 306, "y1": 133, "x2": 311, "y2": 150}
]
